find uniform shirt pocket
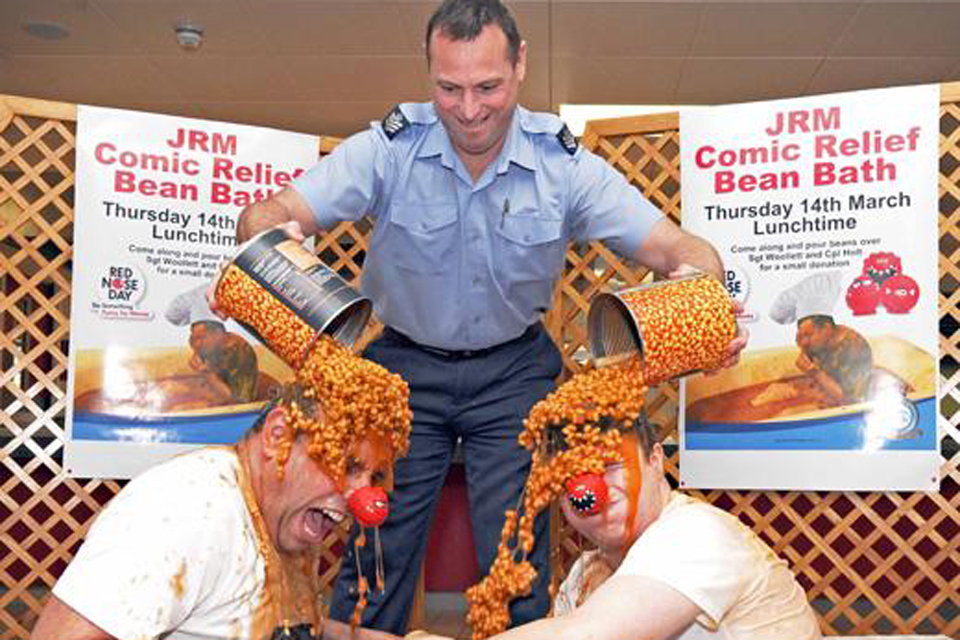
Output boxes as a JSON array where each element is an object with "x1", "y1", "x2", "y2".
[
  {"x1": 494, "y1": 211, "x2": 564, "y2": 283},
  {"x1": 385, "y1": 202, "x2": 458, "y2": 275}
]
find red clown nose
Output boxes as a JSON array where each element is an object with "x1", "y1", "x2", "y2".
[
  {"x1": 348, "y1": 486, "x2": 389, "y2": 527},
  {"x1": 565, "y1": 473, "x2": 609, "y2": 516}
]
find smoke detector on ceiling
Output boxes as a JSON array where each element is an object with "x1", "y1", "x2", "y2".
[
  {"x1": 175, "y1": 21, "x2": 204, "y2": 51},
  {"x1": 22, "y1": 21, "x2": 70, "y2": 41}
]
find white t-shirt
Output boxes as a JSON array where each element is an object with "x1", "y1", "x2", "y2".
[
  {"x1": 555, "y1": 492, "x2": 822, "y2": 640},
  {"x1": 53, "y1": 448, "x2": 266, "y2": 640}
]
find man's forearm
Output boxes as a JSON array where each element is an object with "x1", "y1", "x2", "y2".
[
  {"x1": 669, "y1": 232, "x2": 724, "y2": 282},
  {"x1": 811, "y1": 369, "x2": 846, "y2": 405},
  {"x1": 235, "y1": 186, "x2": 319, "y2": 243},
  {"x1": 30, "y1": 595, "x2": 115, "y2": 640},
  {"x1": 634, "y1": 218, "x2": 724, "y2": 282},
  {"x1": 236, "y1": 198, "x2": 295, "y2": 243},
  {"x1": 322, "y1": 618, "x2": 402, "y2": 640}
]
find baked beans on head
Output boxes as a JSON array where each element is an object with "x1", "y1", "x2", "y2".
[
  {"x1": 217, "y1": 264, "x2": 412, "y2": 484},
  {"x1": 466, "y1": 358, "x2": 648, "y2": 639},
  {"x1": 218, "y1": 263, "x2": 413, "y2": 633}
]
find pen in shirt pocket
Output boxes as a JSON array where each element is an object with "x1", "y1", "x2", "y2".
[{"x1": 500, "y1": 198, "x2": 510, "y2": 229}]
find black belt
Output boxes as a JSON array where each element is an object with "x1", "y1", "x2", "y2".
[{"x1": 383, "y1": 324, "x2": 541, "y2": 360}]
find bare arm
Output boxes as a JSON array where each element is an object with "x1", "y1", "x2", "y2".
[
  {"x1": 810, "y1": 369, "x2": 846, "y2": 405},
  {"x1": 633, "y1": 217, "x2": 724, "y2": 282},
  {"x1": 236, "y1": 186, "x2": 320, "y2": 243},
  {"x1": 796, "y1": 352, "x2": 846, "y2": 405},
  {"x1": 413, "y1": 574, "x2": 701, "y2": 640},
  {"x1": 30, "y1": 594, "x2": 115, "y2": 640},
  {"x1": 323, "y1": 618, "x2": 402, "y2": 640}
]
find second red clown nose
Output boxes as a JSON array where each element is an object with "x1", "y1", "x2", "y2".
[
  {"x1": 565, "y1": 473, "x2": 609, "y2": 516},
  {"x1": 349, "y1": 486, "x2": 389, "y2": 527}
]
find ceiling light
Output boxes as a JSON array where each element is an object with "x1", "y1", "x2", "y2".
[
  {"x1": 22, "y1": 21, "x2": 70, "y2": 41},
  {"x1": 175, "y1": 21, "x2": 204, "y2": 51}
]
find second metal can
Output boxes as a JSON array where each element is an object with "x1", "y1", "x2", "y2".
[{"x1": 587, "y1": 274, "x2": 736, "y2": 384}]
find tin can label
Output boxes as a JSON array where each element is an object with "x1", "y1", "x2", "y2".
[{"x1": 227, "y1": 228, "x2": 371, "y2": 346}]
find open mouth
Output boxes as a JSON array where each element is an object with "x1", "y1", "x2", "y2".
[{"x1": 304, "y1": 507, "x2": 346, "y2": 538}]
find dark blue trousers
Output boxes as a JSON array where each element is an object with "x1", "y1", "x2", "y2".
[{"x1": 329, "y1": 324, "x2": 562, "y2": 634}]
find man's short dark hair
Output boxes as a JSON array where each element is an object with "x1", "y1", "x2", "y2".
[
  {"x1": 635, "y1": 418, "x2": 663, "y2": 461},
  {"x1": 425, "y1": 0, "x2": 522, "y2": 66},
  {"x1": 800, "y1": 314, "x2": 836, "y2": 328},
  {"x1": 546, "y1": 413, "x2": 663, "y2": 461},
  {"x1": 190, "y1": 319, "x2": 226, "y2": 332}
]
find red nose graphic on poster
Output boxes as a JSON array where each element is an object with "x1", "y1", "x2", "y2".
[
  {"x1": 349, "y1": 486, "x2": 389, "y2": 527},
  {"x1": 862, "y1": 251, "x2": 902, "y2": 285},
  {"x1": 846, "y1": 275, "x2": 881, "y2": 315},
  {"x1": 565, "y1": 473, "x2": 609, "y2": 516},
  {"x1": 881, "y1": 274, "x2": 920, "y2": 313}
]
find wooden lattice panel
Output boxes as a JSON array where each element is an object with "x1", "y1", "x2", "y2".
[
  {"x1": 2, "y1": 86, "x2": 959, "y2": 639},
  {"x1": 0, "y1": 97, "x2": 123, "y2": 639}
]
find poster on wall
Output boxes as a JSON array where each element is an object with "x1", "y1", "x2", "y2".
[
  {"x1": 679, "y1": 84, "x2": 940, "y2": 491},
  {"x1": 66, "y1": 105, "x2": 319, "y2": 479}
]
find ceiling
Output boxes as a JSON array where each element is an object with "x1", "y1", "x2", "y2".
[{"x1": 2, "y1": 0, "x2": 960, "y2": 139}]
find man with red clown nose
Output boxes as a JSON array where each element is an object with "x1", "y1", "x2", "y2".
[
  {"x1": 414, "y1": 416, "x2": 822, "y2": 640},
  {"x1": 32, "y1": 384, "x2": 405, "y2": 640}
]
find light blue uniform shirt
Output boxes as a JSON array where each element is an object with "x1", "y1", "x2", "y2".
[{"x1": 292, "y1": 103, "x2": 663, "y2": 351}]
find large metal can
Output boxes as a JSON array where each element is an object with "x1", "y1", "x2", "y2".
[
  {"x1": 587, "y1": 274, "x2": 735, "y2": 383},
  {"x1": 214, "y1": 228, "x2": 372, "y2": 368}
]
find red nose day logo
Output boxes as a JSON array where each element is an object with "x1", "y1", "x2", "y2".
[
  {"x1": 96, "y1": 263, "x2": 146, "y2": 304},
  {"x1": 724, "y1": 262, "x2": 756, "y2": 321}
]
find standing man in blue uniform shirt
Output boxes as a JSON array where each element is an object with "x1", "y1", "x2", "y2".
[{"x1": 233, "y1": 0, "x2": 746, "y2": 634}]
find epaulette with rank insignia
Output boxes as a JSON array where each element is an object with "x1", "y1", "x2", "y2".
[
  {"x1": 381, "y1": 105, "x2": 410, "y2": 140},
  {"x1": 556, "y1": 124, "x2": 578, "y2": 155}
]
